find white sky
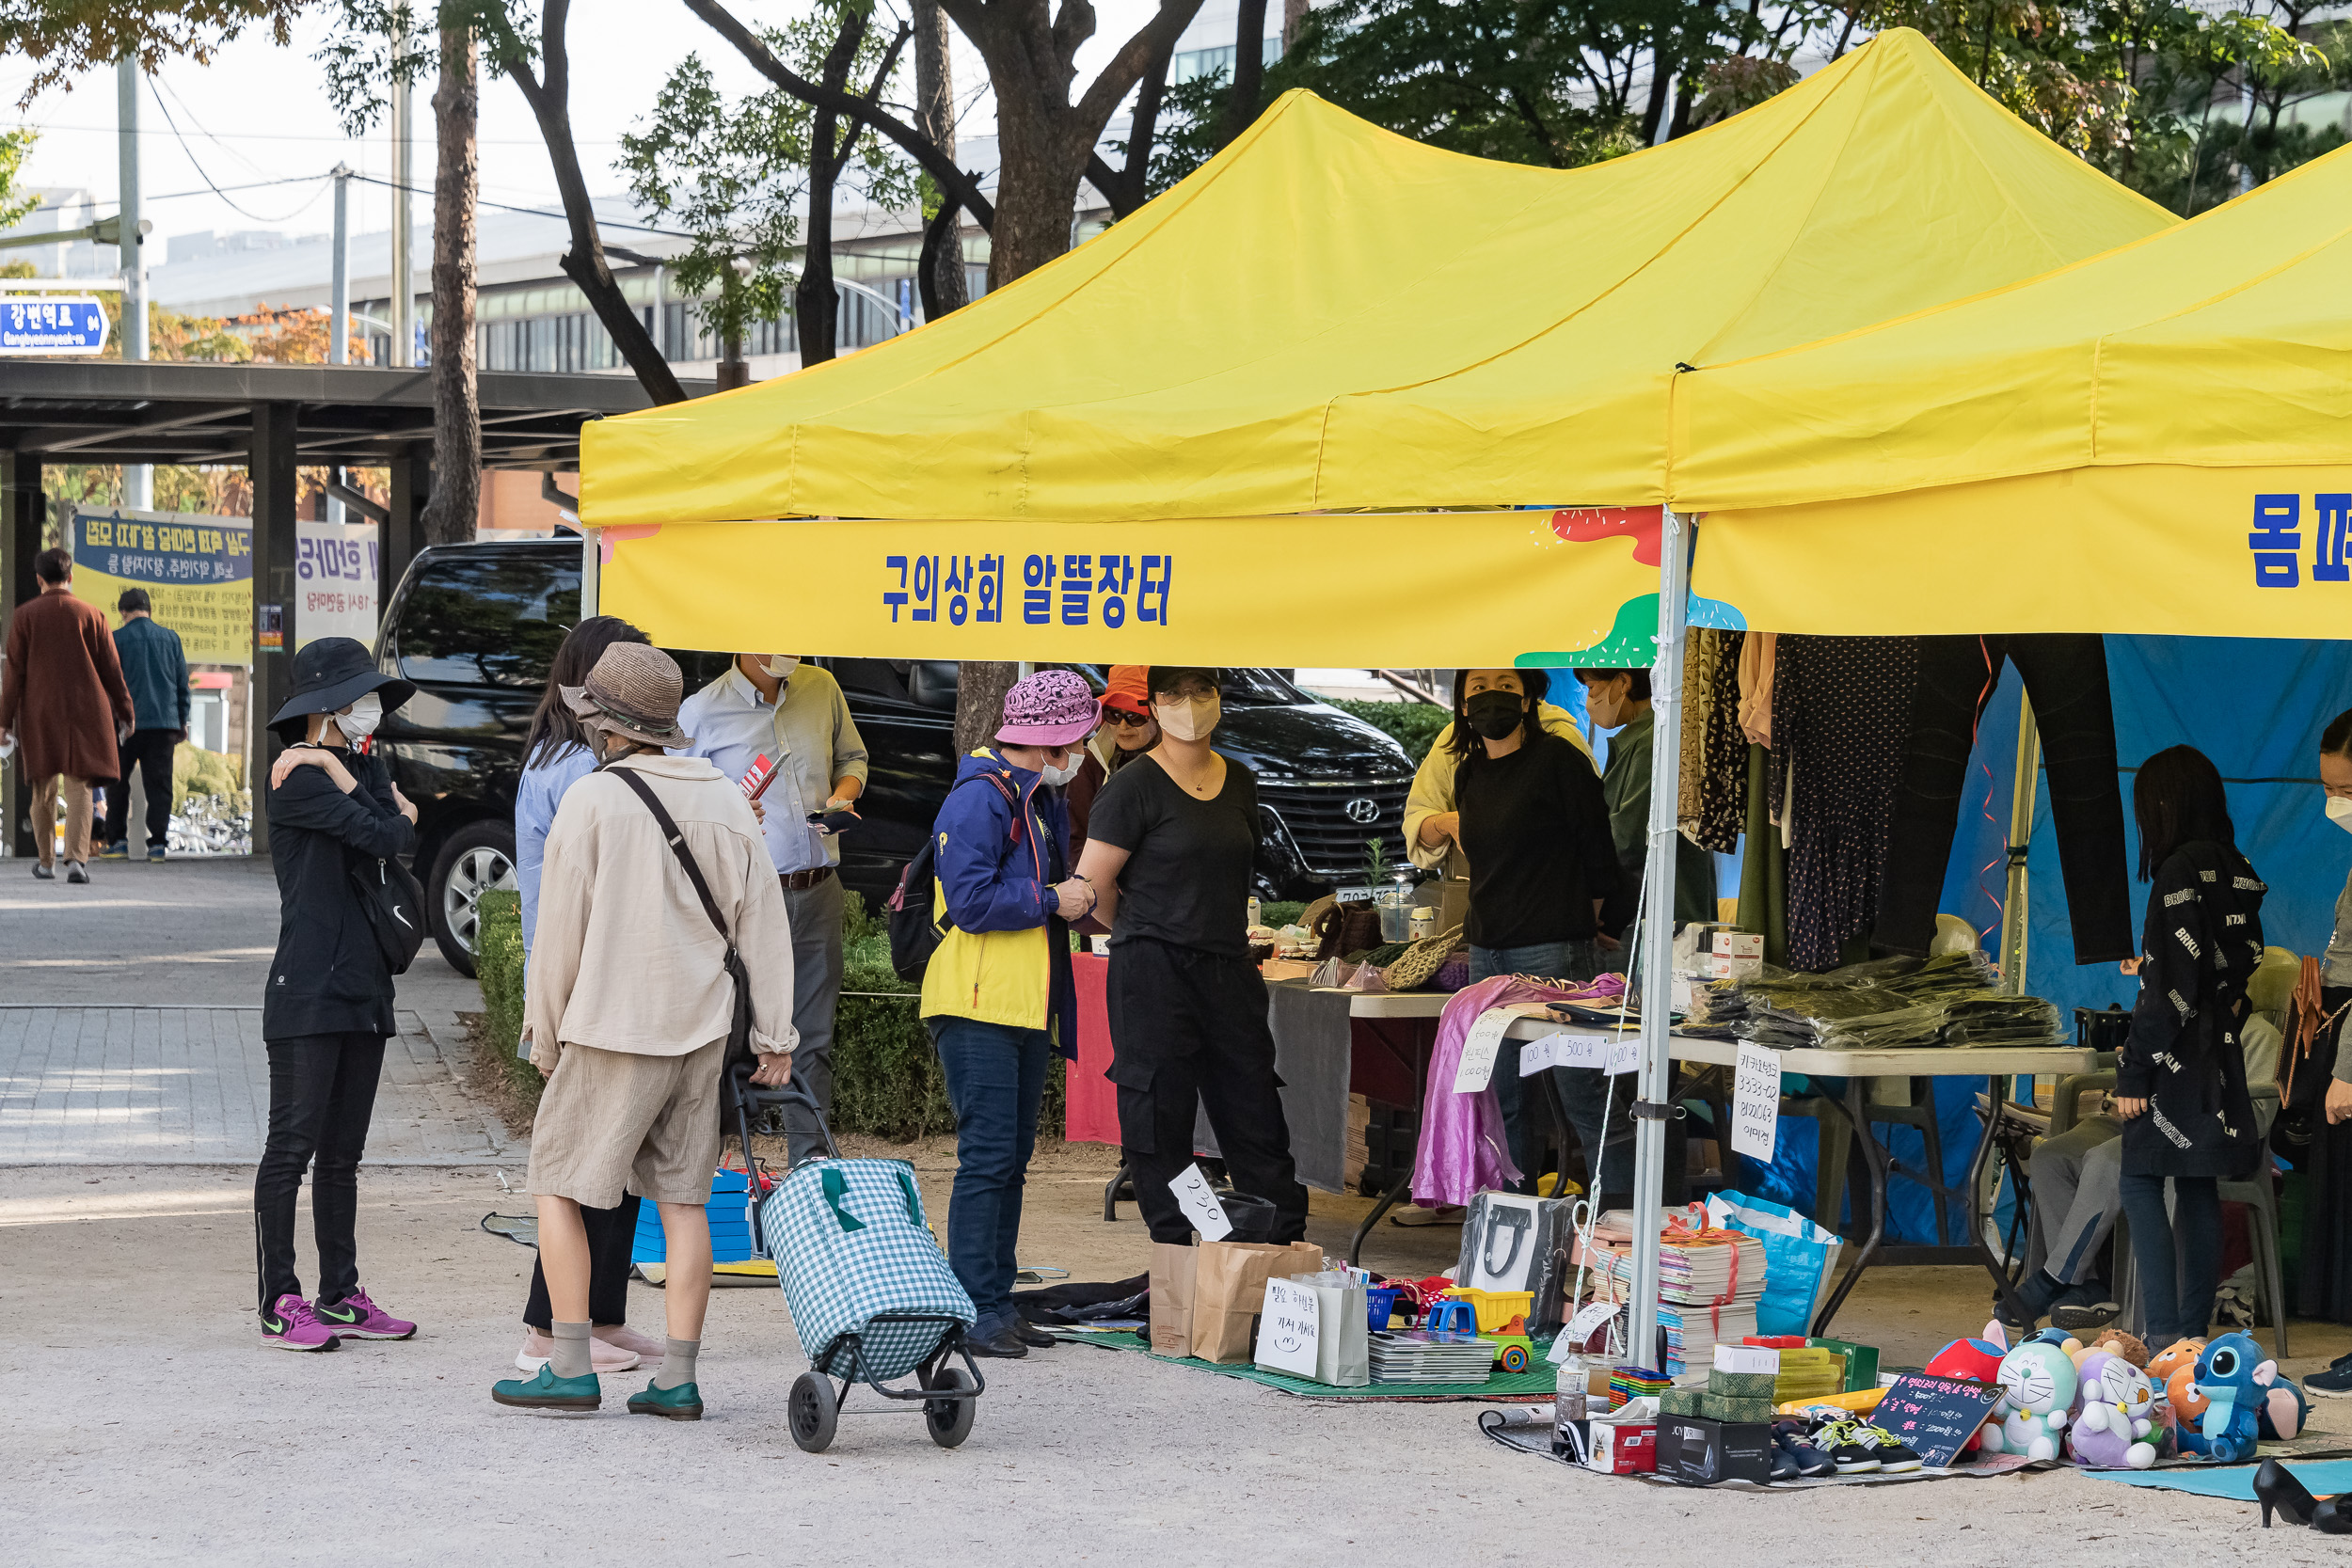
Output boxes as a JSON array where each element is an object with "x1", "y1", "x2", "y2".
[{"x1": 0, "y1": 0, "x2": 1169, "y2": 249}]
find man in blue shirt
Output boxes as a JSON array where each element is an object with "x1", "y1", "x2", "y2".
[
  {"x1": 102, "y1": 589, "x2": 189, "y2": 862},
  {"x1": 675, "y1": 654, "x2": 867, "y2": 1163}
]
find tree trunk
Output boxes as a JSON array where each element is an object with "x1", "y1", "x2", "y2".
[
  {"x1": 983, "y1": 98, "x2": 1091, "y2": 289},
  {"x1": 796, "y1": 13, "x2": 866, "y2": 370},
  {"x1": 508, "y1": 0, "x2": 685, "y2": 404},
  {"x1": 912, "y1": 0, "x2": 968, "y2": 316},
  {"x1": 1281, "y1": 0, "x2": 1308, "y2": 49},
  {"x1": 1222, "y1": 0, "x2": 1269, "y2": 147},
  {"x1": 419, "y1": 23, "x2": 480, "y2": 547},
  {"x1": 953, "y1": 662, "x2": 1022, "y2": 756}
]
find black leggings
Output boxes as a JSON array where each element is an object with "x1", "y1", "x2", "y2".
[
  {"x1": 2120, "y1": 1171, "x2": 2221, "y2": 1343},
  {"x1": 522, "y1": 1196, "x2": 642, "y2": 1328},
  {"x1": 253, "y1": 1033, "x2": 385, "y2": 1313}
]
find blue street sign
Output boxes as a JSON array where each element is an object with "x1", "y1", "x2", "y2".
[{"x1": 0, "y1": 296, "x2": 110, "y2": 355}]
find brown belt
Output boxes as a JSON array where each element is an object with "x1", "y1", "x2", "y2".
[{"x1": 780, "y1": 865, "x2": 835, "y2": 891}]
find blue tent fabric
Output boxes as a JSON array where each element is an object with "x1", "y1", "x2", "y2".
[{"x1": 1738, "y1": 637, "x2": 2352, "y2": 1245}]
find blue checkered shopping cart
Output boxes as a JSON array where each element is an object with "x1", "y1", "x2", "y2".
[{"x1": 728, "y1": 1069, "x2": 984, "y2": 1452}]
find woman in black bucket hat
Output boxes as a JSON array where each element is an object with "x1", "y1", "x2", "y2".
[{"x1": 251, "y1": 637, "x2": 424, "y2": 1352}]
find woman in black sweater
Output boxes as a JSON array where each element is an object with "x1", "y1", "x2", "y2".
[
  {"x1": 253, "y1": 638, "x2": 420, "y2": 1352},
  {"x1": 2115, "y1": 744, "x2": 2265, "y2": 1344},
  {"x1": 1423, "y1": 668, "x2": 1623, "y2": 1197}
]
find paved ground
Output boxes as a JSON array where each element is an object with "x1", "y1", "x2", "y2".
[{"x1": 8, "y1": 851, "x2": 2352, "y2": 1562}]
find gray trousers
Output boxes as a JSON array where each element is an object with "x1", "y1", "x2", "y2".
[
  {"x1": 779, "y1": 872, "x2": 846, "y2": 1164},
  {"x1": 2025, "y1": 1114, "x2": 2122, "y2": 1285}
]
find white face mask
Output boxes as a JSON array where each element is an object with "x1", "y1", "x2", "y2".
[
  {"x1": 1155, "y1": 693, "x2": 1220, "y2": 742},
  {"x1": 2328, "y1": 796, "x2": 2352, "y2": 834},
  {"x1": 764, "y1": 656, "x2": 800, "y2": 679},
  {"x1": 1039, "y1": 757, "x2": 1082, "y2": 787},
  {"x1": 338, "y1": 691, "x2": 384, "y2": 740}
]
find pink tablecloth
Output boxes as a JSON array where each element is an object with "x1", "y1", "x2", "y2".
[{"x1": 1065, "y1": 952, "x2": 1120, "y2": 1143}]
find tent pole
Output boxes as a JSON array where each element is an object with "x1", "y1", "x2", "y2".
[
  {"x1": 580, "y1": 528, "x2": 601, "y2": 618},
  {"x1": 1628, "y1": 506, "x2": 1691, "y2": 1370},
  {"x1": 1997, "y1": 689, "x2": 2039, "y2": 996}
]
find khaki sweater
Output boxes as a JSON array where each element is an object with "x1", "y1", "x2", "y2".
[{"x1": 524, "y1": 752, "x2": 797, "y2": 1071}]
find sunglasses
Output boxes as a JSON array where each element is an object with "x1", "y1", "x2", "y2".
[{"x1": 1103, "y1": 707, "x2": 1153, "y2": 727}]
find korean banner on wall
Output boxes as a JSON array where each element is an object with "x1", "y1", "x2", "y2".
[
  {"x1": 294, "y1": 517, "x2": 379, "y2": 651},
  {"x1": 72, "y1": 508, "x2": 253, "y2": 666}
]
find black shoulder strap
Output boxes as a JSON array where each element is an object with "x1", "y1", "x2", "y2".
[{"x1": 611, "y1": 765, "x2": 732, "y2": 947}]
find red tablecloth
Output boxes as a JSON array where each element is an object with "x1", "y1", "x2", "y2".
[{"x1": 1065, "y1": 952, "x2": 1121, "y2": 1144}]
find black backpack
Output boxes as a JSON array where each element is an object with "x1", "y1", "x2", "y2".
[
  {"x1": 886, "y1": 771, "x2": 1019, "y2": 982},
  {"x1": 349, "y1": 852, "x2": 429, "y2": 974}
]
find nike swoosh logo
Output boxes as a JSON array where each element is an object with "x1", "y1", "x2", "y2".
[
  {"x1": 264, "y1": 1318, "x2": 286, "y2": 1333},
  {"x1": 319, "y1": 1307, "x2": 357, "y2": 1323},
  {"x1": 392, "y1": 907, "x2": 412, "y2": 928}
]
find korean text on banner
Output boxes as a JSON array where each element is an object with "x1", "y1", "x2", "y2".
[
  {"x1": 294, "y1": 518, "x2": 379, "y2": 650},
  {"x1": 1731, "y1": 1041, "x2": 1781, "y2": 1163},
  {"x1": 72, "y1": 509, "x2": 252, "y2": 665}
]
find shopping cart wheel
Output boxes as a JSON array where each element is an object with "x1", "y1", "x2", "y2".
[
  {"x1": 922, "y1": 1367, "x2": 977, "y2": 1449},
  {"x1": 788, "y1": 1372, "x2": 838, "y2": 1453}
]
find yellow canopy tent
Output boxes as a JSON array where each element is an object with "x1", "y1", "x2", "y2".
[
  {"x1": 582, "y1": 28, "x2": 2169, "y2": 668},
  {"x1": 1671, "y1": 139, "x2": 2352, "y2": 635}
]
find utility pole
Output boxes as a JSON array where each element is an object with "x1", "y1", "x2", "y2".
[
  {"x1": 390, "y1": 20, "x2": 414, "y2": 370},
  {"x1": 117, "y1": 57, "x2": 151, "y2": 511},
  {"x1": 328, "y1": 164, "x2": 351, "y2": 528}
]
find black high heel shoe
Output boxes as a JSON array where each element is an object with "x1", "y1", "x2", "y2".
[
  {"x1": 2256, "y1": 1459, "x2": 2319, "y2": 1528},
  {"x1": 2314, "y1": 1497, "x2": 2352, "y2": 1535}
]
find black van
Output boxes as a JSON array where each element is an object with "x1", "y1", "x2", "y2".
[{"x1": 374, "y1": 540, "x2": 1418, "y2": 973}]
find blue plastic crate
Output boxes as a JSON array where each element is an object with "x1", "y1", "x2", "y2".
[{"x1": 629, "y1": 1168, "x2": 766, "y2": 1265}]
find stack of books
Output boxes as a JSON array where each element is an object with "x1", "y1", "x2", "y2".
[
  {"x1": 1571, "y1": 1219, "x2": 1769, "y2": 1378},
  {"x1": 1367, "y1": 1329, "x2": 1497, "y2": 1384},
  {"x1": 1343, "y1": 1094, "x2": 1371, "y2": 1192}
]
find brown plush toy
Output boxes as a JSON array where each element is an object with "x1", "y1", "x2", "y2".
[{"x1": 2087, "y1": 1328, "x2": 2149, "y2": 1369}]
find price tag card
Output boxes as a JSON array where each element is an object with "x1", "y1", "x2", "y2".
[
  {"x1": 1564, "y1": 1298, "x2": 1621, "y2": 1343},
  {"x1": 1605, "y1": 1030, "x2": 1642, "y2": 1077},
  {"x1": 1255, "y1": 1278, "x2": 1323, "y2": 1377},
  {"x1": 1168, "y1": 1163, "x2": 1233, "y2": 1241},
  {"x1": 1519, "y1": 1031, "x2": 1608, "y2": 1073},
  {"x1": 1731, "y1": 1040, "x2": 1783, "y2": 1162},
  {"x1": 1451, "y1": 1008, "x2": 1516, "y2": 1094}
]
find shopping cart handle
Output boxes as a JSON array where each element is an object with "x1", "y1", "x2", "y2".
[{"x1": 728, "y1": 1059, "x2": 841, "y2": 1163}]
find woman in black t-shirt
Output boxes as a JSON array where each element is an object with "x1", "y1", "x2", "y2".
[
  {"x1": 1075, "y1": 666, "x2": 1310, "y2": 1243},
  {"x1": 1424, "y1": 668, "x2": 1629, "y2": 1200}
]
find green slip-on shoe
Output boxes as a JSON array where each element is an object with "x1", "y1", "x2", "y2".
[
  {"x1": 492, "y1": 1363, "x2": 601, "y2": 1412},
  {"x1": 627, "y1": 1380, "x2": 705, "y2": 1421}
]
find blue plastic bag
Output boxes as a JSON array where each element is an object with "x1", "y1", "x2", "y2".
[{"x1": 1705, "y1": 1191, "x2": 1843, "y2": 1338}]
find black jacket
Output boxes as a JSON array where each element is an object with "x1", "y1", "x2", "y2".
[
  {"x1": 263, "y1": 747, "x2": 417, "y2": 1040},
  {"x1": 2119, "y1": 840, "x2": 2266, "y2": 1180}
]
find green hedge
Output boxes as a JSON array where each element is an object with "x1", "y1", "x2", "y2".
[
  {"x1": 1329, "y1": 697, "x2": 1449, "y2": 764},
  {"x1": 469, "y1": 886, "x2": 1066, "y2": 1141},
  {"x1": 471, "y1": 889, "x2": 542, "y2": 1111}
]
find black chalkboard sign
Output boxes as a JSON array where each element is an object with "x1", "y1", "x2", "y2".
[{"x1": 1870, "y1": 1373, "x2": 2004, "y2": 1468}]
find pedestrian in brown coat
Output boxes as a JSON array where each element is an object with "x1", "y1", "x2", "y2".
[{"x1": 0, "y1": 547, "x2": 135, "y2": 880}]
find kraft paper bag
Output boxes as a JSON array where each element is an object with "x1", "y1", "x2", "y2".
[
  {"x1": 1191, "y1": 1241, "x2": 1322, "y2": 1364},
  {"x1": 1149, "y1": 1242, "x2": 1199, "y2": 1358},
  {"x1": 1310, "y1": 1278, "x2": 1372, "y2": 1387}
]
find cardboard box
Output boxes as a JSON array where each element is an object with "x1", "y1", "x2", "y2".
[
  {"x1": 1709, "y1": 952, "x2": 1764, "y2": 980},
  {"x1": 1713, "y1": 1344, "x2": 1780, "y2": 1376},
  {"x1": 1585, "y1": 1417, "x2": 1657, "y2": 1475},
  {"x1": 1712, "y1": 931, "x2": 1765, "y2": 961},
  {"x1": 1657, "y1": 1415, "x2": 1777, "y2": 1486}
]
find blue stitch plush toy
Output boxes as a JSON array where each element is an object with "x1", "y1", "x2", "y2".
[{"x1": 2188, "y1": 1332, "x2": 2275, "y2": 1464}]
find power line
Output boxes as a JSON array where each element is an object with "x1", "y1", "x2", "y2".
[
  {"x1": 145, "y1": 80, "x2": 329, "y2": 226},
  {"x1": 344, "y1": 173, "x2": 697, "y2": 241},
  {"x1": 3, "y1": 119, "x2": 625, "y2": 147}
]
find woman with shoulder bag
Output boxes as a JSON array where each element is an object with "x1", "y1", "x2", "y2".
[{"x1": 252, "y1": 637, "x2": 421, "y2": 1351}]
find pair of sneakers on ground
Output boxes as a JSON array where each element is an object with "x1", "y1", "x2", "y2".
[
  {"x1": 97, "y1": 841, "x2": 167, "y2": 863},
  {"x1": 262, "y1": 1288, "x2": 416, "y2": 1350},
  {"x1": 30, "y1": 860, "x2": 91, "y2": 883},
  {"x1": 494, "y1": 1327, "x2": 706, "y2": 1421},
  {"x1": 1771, "y1": 1417, "x2": 1923, "y2": 1478}
]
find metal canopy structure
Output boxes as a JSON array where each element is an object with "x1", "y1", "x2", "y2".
[{"x1": 1, "y1": 357, "x2": 712, "y2": 858}]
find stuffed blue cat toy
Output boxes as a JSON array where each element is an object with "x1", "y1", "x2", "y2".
[{"x1": 2189, "y1": 1332, "x2": 2276, "y2": 1464}]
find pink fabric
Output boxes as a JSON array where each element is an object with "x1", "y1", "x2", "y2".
[{"x1": 1410, "y1": 973, "x2": 1629, "y2": 1207}]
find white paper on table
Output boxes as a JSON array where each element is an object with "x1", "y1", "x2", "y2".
[
  {"x1": 1169, "y1": 1162, "x2": 1234, "y2": 1241},
  {"x1": 1255, "y1": 1278, "x2": 1323, "y2": 1377},
  {"x1": 1451, "y1": 1008, "x2": 1516, "y2": 1094},
  {"x1": 1605, "y1": 1030, "x2": 1642, "y2": 1077},
  {"x1": 1731, "y1": 1040, "x2": 1783, "y2": 1162},
  {"x1": 1519, "y1": 1031, "x2": 1609, "y2": 1073},
  {"x1": 1563, "y1": 1298, "x2": 1621, "y2": 1344}
]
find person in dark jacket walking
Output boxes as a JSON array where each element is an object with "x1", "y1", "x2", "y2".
[
  {"x1": 2114, "y1": 744, "x2": 2266, "y2": 1345},
  {"x1": 101, "y1": 588, "x2": 189, "y2": 862},
  {"x1": 253, "y1": 637, "x2": 421, "y2": 1352},
  {"x1": 0, "y1": 547, "x2": 134, "y2": 882}
]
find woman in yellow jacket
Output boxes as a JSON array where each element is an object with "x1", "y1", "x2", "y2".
[{"x1": 919, "y1": 671, "x2": 1100, "y2": 1359}]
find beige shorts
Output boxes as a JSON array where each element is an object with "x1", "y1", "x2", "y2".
[{"x1": 526, "y1": 1037, "x2": 725, "y2": 1208}]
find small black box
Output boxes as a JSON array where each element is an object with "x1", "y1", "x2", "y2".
[{"x1": 1655, "y1": 1415, "x2": 1776, "y2": 1485}]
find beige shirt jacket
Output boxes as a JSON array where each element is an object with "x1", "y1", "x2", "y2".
[
  {"x1": 523, "y1": 753, "x2": 799, "y2": 1073},
  {"x1": 1403, "y1": 701, "x2": 1599, "y2": 879}
]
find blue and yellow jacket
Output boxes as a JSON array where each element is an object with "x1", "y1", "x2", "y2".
[{"x1": 918, "y1": 748, "x2": 1073, "y2": 1038}]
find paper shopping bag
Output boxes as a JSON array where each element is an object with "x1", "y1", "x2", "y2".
[
  {"x1": 1191, "y1": 1241, "x2": 1322, "y2": 1363},
  {"x1": 1149, "y1": 1242, "x2": 1199, "y2": 1357},
  {"x1": 1310, "y1": 1278, "x2": 1372, "y2": 1387}
]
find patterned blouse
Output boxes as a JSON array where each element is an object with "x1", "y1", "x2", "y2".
[{"x1": 2118, "y1": 840, "x2": 2267, "y2": 1179}]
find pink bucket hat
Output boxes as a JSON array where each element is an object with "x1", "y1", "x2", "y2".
[{"x1": 995, "y1": 669, "x2": 1100, "y2": 747}]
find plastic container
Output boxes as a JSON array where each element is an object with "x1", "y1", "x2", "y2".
[
  {"x1": 1556, "y1": 1359, "x2": 1589, "y2": 1427},
  {"x1": 1409, "y1": 906, "x2": 1438, "y2": 940},
  {"x1": 1372, "y1": 884, "x2": 1416, "y2": 942},
  {"x1": 1366, "y1": 1285, "x2": 1403, "y2": 1331}
]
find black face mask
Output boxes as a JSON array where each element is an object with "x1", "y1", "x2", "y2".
[{"x1": 1465, "y1": 690, "x2": 1525, "y2": 741}]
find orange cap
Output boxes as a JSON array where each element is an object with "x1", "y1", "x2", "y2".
[{"x1": 1103, "y1": 663, "x2": 1151, "y2": 716}]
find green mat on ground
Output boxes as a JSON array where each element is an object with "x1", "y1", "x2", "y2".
[{"x1": 1051, "y1": 1327, "x2": 1559, "y2": 1401}]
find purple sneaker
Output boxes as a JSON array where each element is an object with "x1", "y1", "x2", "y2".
[
  {"x1": 261, "y1": 1293, "x2": 341, "y2": 1352},
  {"x1": 315, "y1": 1286, "x2": 417, "y2": 1340}
]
